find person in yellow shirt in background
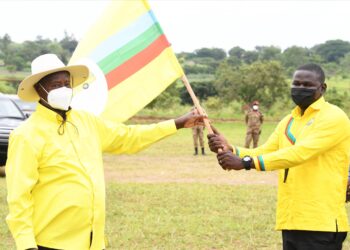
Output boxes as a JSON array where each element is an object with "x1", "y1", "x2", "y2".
[
  {"x1": 5, "y1": 54, "x2": 205, "y2": 250},
  {"x1": 208, "y1": 63, "x2": 350, "y2": 250}
]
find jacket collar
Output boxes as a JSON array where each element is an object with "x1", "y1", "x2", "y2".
[
  {"x1": 291, "y1": 96, "x2": 325, "y2": 118},
  {"x1": 35, "y1": 103, "x2": 72, "y2": 123}
]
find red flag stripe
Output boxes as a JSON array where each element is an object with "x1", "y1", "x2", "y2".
[{"x1": 105, "y1": 34, "x2": 171, "y2": 90}]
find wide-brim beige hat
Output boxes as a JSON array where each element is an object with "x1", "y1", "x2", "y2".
[{"x1": 18, "y1": 54, "x2": 89, "y2": 101}]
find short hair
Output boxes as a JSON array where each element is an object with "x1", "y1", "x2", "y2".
[{"x1": 297, "y1": 63, "x2": 325, "y2": 83}]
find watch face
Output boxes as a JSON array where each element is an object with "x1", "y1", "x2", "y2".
[
  {"x1": 243, "y1": 156, "x2": 251, "y2": 161},
  {"x1": 242, "y1": 156, "x2": 252, "y2": 170}
]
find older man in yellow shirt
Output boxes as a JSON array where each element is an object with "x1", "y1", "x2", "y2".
[
  {"x1": 208, "y1": 63, "x2": 350, "y2": 250},
  {"x1": 6, "y1": 54, "x2": 204, "y2": 250}
]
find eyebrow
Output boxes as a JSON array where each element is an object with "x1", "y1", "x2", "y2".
[
  {"x1": 292, "y1": 81, "x2": 320, "y2": 88},
  {"x1": 292, "y1": 80, "x2": 314, "y2": 84},
  {"x1": 50, "y1": 78, "x2": 70, "y2": 83}
]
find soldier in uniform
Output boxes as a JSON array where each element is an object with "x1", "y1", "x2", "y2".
[
  {"x1": 192, "y1": 125, "x2": 205, "y2": 155},
  {"x1": 245, "y1": 100, "x2": 263, "y2": 148}
]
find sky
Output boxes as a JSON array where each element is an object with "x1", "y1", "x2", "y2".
[{"x1": 1, "y1": 0, "x2": 350, "y2": 53}]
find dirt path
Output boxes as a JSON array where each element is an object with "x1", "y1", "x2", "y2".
[
  {"x1": 103, "y1": 154, "x2": 278, "y2": 185},
  {"x1": 1, "y1": 155, "x2": 278, "y2": 185}
]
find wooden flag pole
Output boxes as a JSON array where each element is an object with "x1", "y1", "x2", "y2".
[
  {"x1": 181, "y1": 75, "x2": 213, "y2": 134},
  {"x1": 181, "y1": 75, "x2": 224, "y2": 155}
]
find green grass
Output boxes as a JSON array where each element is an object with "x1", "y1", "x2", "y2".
[
  {"x1": 0, "y1": 181, "x2": 280, "y2": 250},
  {"x1": 1, "y1": 122, "x2": 350, "y2": 249},
  {"x1": 105, "y1": 183, "x2": 279, "y2": 249}
]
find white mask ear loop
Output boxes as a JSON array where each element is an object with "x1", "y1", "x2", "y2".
[
  {"x1": 38, "y1": 83, "x2": 49, "y2": 95},
  {"x1": 38, "y1": 83, "x2": 51, "y2": 106},
  {"x1": 70, "y1": 74, "x2": 74, "y2": 101}
]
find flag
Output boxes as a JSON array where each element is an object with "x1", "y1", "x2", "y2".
[{"x1": 69, "y1": 0, "x2": 184, "y2": 122}]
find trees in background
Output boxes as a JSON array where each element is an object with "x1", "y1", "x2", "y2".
[
  {"x1": 223, "y1": 40, "x2": 350, "y2": 77},
  {"x1": 312, "y1": 40, "x2": 350, "y2": 63},
  {"x1": 280, "y1": 46, "x2": 317, "y2": 75},
  {"x1": 0, "y1": 33, "x2": 77, "y2": 72},
  {"x1": 339, "y1": 53, "x2": 350, "y2": 76},
  {"x1": 180, "y1": 48, "x2": 227, "y2": 74},
  {"x1": 1, "y1": 34, "x2": 349, "y2": 76},
  {"x1": 215, "y1": 60, "x2": 287, "y2": 108},
  {"x1": 1, "y1": 35, "x2": 349, "y2": 113},
  {"x1": 179, "y1": 81, "x2": 217, "y2": 105}
]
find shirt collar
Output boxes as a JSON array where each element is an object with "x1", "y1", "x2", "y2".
[
  {"x1": 291, "y1": 96, "x2": 325, "y2": 118},
  {"x1": 35, "y1": 103, "x2": 72, "y2": 123}
]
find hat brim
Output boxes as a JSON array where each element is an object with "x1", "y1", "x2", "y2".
[{"x1": 18, "y1": 65, "x2": 89, "y2": 102}]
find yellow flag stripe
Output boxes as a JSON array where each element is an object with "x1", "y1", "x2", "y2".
[{"x1": 70, "y1": 0, "x2": 150, "y2": 64}]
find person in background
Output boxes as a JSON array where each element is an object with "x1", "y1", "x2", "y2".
[
  {"x1": 192, "y1": 124, "x2": 205, "y2": 155},
  {"x1": 208, "y1": 63, "x2": 350, "y2": 250},
  {"x1": 5, "y1": 54, "x2": 205, "y2": 250},
  {"x1": 245, "y1": 100, "x2": 263, "y2": 148}
]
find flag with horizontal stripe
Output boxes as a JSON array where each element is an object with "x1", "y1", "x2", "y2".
[{"x1": 69, "y1": 0, "x2": 184, "y2": 122}]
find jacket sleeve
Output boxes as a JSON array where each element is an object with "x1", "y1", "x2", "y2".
[
  {"x1": 253, "y1": 112, "x2": 350, "y2": 171},
  {"x1": 93, "y1": 117, "x2": 178, "y2": 154},
  {"x1": 6, "y1": 133, "x2": 39, "y2": 250}
]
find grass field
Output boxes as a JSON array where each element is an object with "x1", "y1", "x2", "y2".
[
  {"x1": 327, "y1": 75, "x2": 350, "y2": 91},
  {"x1": 1, "y1": 121, "x2": 350, "y2": 249}
]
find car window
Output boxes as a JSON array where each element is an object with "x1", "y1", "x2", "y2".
[
  {"x1": 0, "y1": 99, "x2": 25, "y2": 118},
  {"x1": 14, "y1": 99, "x2": 37, "y2": 111}
]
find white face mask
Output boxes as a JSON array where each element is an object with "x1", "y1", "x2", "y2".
[
  {"x1": 252, "y1": 105, "x2": 259, "y2": 110},
  {"x1": 40, "y1": 84, "x2": 73, "y2": 111}
]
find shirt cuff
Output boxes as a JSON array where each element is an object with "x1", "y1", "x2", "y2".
[
  {"x1": 15, "y1": 233, "x2": 37, "y2": 250},
  {"x1": 232, "y1": 146, "x2": 240, "y2": 157},
  {"x1": 253, "y1": 155, "x2": 266, "y2": 171},
  {"x1": 162, "y1": 120, "x2": 178, "y2": 134}
]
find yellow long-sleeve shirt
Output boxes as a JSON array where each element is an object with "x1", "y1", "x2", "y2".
[
  {"x1": 235, "y1": 97, "x2": 350, "y2": 232},
  {"x1": 6, "y1": 104, "x2": 177, "y2": 250}
]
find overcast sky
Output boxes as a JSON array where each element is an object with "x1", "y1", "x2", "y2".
[{"x1": 1, "y1": 0, "x2": 350, "y2": 53}]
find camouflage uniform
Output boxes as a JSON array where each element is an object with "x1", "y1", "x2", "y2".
[
  {"x1": 245, "y1": 109, "x2": 263, "y2": 148},
  {"x1": 192, "y1": 125, "x2": 205, "y2": 155}
]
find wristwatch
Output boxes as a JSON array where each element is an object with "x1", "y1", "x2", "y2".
[{"x1": 242, "y1": 156, "x2": 253, "y2": 170}]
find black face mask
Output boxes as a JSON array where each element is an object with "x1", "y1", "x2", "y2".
[{"x1": 291, "y1": 87, "x2": 318, "y2": 110}]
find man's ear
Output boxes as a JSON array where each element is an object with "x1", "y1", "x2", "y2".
[
  {"x1": 34, "y1": 83, "x2": 45, "y2": 100},
  {"x1": 321, "y1": 83, "x2": 327, "y2": 94},
  {"x1": 34, "y1": 83, "x2": 39, "y2": 92},
  {"x1": 34, "y1": 83, "x2": 43, "y2": 95}
]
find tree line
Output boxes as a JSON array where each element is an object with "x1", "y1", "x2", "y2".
[
  {"x1": 155, "y1": 40, "x2": 350, "y2": 111},
  {"x1": 1, "y1": 34, "x2": 349, "y2": 112},
  {"x1": 0, "y1": 32, "x2": 77, "y2": 72}
]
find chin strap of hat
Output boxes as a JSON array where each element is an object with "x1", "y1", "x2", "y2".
[{"x1": 57, "y1": 111, "x2": 79, "y2": 136}]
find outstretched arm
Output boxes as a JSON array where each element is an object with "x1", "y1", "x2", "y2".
[{"x1": 94, "y1": 110, "x2": 205, "y2": 154}]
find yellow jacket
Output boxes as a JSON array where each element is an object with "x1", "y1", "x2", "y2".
[
  {"x1": 235, "y1": 97, "x2": 350, "y2": 232},
  {"x1": 6, "y1": 104, "x2": 177, "y2": 250}
]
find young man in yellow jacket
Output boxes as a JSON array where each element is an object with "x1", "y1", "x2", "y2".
[
  {"x1": 5, "y1": 54, "x2": 204, "y2": 250},
  {"x1": 208, "y1": 63, "x2": 350, "y2": 250}
]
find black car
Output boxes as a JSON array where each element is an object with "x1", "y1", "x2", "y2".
[
  {"x1": 7, "y1": 94, "x2": 37, "y2": 117},
  {"x1": 0, "y1": 94, "x2": 26, "y2": 166}
]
